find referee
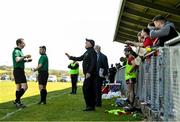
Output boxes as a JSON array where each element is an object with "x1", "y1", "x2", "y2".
[
  {"x1": 34, "y1": 46, "x2": 49, "y2": 104},
  {"x1": 12, "y1": 38, "x2": 32, "y2": 108}
]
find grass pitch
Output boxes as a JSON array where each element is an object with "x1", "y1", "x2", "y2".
[{"x1": 0, "y1": 81, "x2": 142, "y2": 121}]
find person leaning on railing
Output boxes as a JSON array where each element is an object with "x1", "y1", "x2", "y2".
[
  {"x1": 123, "y1": 46, "x2": 137, "y2": 111},
  {"x1": 148, "y1": 15, "x2": 178, "y2": 47},
  {"x1": 125, "y1": 28, "x2": 153, "y2": 68}
]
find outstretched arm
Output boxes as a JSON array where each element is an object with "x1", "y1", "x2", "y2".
[
  {"x1": 125, "y1": 40, "x2": 143, "y2": 47},
  {"x1": 65, "y1": 52, "x2": 84, "y2": 61}
]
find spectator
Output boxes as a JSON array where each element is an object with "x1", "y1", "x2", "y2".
[
  {"x1": 125, "y1": 29, "x2": 152, "y2": 67},
  {"x1": 120, "y1": 57, "x2": 127, "y2": 66},
  {"x1": 108, "y1": 64, "x2": 116, "y2": 83},
  {"x1": 115, "y1": 63, "x2": 122, "y2": 69},
  {"x1": 124, "y1": 46, "x2": 137, "y2": 111},
  {"x1": 125, "y1": 28, "x2": 152, "y2": 49},
  {"x1": 94, "y1": 45, "x2": 109, "y2": 107},
  {"x1": 148, "y1": 15, "x2": 178, "y2": 46},
  {"x1": 68, "y1": 61, "x2": 79, "y2": 94},
  {"x1": 141, "y1": 28, "x2": 153, "y2": 48}
]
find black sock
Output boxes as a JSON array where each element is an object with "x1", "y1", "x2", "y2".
[
  {"x1": 15, "y1": 91, "x2": 20, "y2": 103},
  {"x1": 40, "y1": 89, "x2": 47, "y2": 102},
  {"x1": 40, "y1": 90, "x2": 43, "y2": 102},
  {"x1": 19, "y1": 88, "x2": 25, "y2": 98},
  {"x1": 16, "y1": 89, "x2": 25, "y2": 103},
  {"x1": 44, "y1": 89, "x2": 47, "y2": 102}
]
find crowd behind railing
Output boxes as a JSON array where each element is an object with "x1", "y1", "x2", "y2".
[
  {"x1": 115, "y1": 36, "x2": 180, "y2": 121},
  {"x1": 110, "y1": 13, "x2": 180, "y2": 121}
]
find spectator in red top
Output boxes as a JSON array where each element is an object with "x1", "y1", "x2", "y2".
[
  {"x1": 125, "y1": 28, "x2": 152, "y2": 48},
  {"x1": 125, "y1": 29, "x2": 153, "y2": 67},
  {"x1": 141, "y1": 28, "x2": 153, "y2": 48}
]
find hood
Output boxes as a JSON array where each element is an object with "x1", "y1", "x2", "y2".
[{"x1": 165, "y1": 21, "x2": 175, "y2": 29}]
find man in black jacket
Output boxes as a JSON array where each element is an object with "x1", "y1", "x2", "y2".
[
  {"x1": 65, "y1": 38, "x2": 97, "y2": 111},
  {"x1": 94, "y1": 45, "x2": 109, "y2": 107}
]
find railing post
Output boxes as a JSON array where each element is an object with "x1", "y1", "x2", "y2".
[{"x1": 163, "y1": 47, "x2": 171, "y2": 121}]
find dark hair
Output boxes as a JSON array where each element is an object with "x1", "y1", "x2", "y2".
[
  {"x1": 16, "y1": 38, "x2": 24, "y2": 46},
  {"x1": 39, "y1": 46, "x2": 46, "y2": 51},
  {"x1": 152, "y1": 15, "x2": 166, "y2": 22},
  {"x1": 149, "y1": 22, "x2": 155, "y2": 26},
  {"x1": 129, "y1": 50, "x2": 138, "y2": 58},
  {"x1": 115, "y1": 63, "x2": 121, "y2": 69},
  {"x1": 142, "y1": 28, "x2": 150, "y2": 35},
  {"x1": 120, "y1": 57, "x2": 125, "y2": 62}
]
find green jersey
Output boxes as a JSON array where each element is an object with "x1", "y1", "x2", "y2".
[
  {"x1": 12, "y1": 47, "x2": 25, "y2": 69},
  {"x1": 38, "y1": 54, "x2": 49, "y2": 72}
]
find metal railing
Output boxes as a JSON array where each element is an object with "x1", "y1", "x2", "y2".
[{"x1": 117, "y1": 36, "x2": 180, "y2": 121}]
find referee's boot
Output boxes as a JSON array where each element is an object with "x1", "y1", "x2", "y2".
[{"x1": 13, "y1": 100, "x2": 26, "y2": 108}]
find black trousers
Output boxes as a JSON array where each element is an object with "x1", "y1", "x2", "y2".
[
  {"x1": 83, "y1": 74, "x2": 96, "y2": 108},
  {"x1": 109, "y1": 74, "x2": 115, "y2": 83},
  {"x1": 70, "y1": 74, "x2": 78, "y2": 93},
  {"x1": 95, "y1": 76, "x2": 104, "y2": 106}
]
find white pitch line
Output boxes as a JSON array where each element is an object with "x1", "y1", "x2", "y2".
[{"x1": 0, "y1": 91, "x2": 68, "y2": 120}]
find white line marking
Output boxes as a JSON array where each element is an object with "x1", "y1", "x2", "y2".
[{"x1": 0, "y1": 91, "x2": 68, "y2": 120}]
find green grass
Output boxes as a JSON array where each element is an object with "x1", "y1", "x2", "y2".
[
  {"x1": 0, "y1": 81, "x2": 73, "y2": 103},
  {"x1": 0, "y1": 81, "x2": 143, "y2": 121}
]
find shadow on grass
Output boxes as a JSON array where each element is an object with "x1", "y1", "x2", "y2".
[
  {"x1": 0, "y1": 88, "x2": 72, "y2": 119},
  {"x1": 0, "y1": 87, "x2": 143, "y2": 121}
]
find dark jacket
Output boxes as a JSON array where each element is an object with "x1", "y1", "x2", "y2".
[
  {"x1": 69, "y1": 47, "x2": 97, "y2": 75},
  {"x1": 97, "y1": 52, "x2": 109, "y2": 77},
  {"x1": 158, "y1": 26, "x2": 178, "y2": 46},
  {"x1": 149, "y1": 21, "x2": 178, "y2": 46}
]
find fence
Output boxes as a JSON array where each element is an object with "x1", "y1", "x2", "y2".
[{"x1": 117, "y1": 36, "x2": 180, "y2": 121}]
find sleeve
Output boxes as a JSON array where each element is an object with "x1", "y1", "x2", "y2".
[
  {"x1": 39, "y1": 56, "x2": 44, "y2": 65},
  {"x1": 143, "y1": 37, "x2": 152, "y2": 48},
  {"x1": 14, "y1": 50, "x2": 20, "y2": 57},
  {"x1": 69, "y1": 54, "x2": 84, "y2": 61},
  {"x1": 150, "y1": 24, "x2": 171, "y2": 38},
  {"x1": 73, "y1": 63, "x2": 79, "y2": 69},
  {"x1": 68, "y1": 63, "x2": 79, "y2": 69},
  {"x1": 68, "y1": 64, "x2": 72, "y2": 68},
  {"x1": 102, "y1": 55, "x2": 109, "y2": 76}
]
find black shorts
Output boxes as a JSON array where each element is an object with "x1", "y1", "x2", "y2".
[
  {"x1": 38, "y1": 71, "x2": 49, "y2": 85},
  {"x1": 13, "y1": 68, "x2": 27, "y2": 84}
]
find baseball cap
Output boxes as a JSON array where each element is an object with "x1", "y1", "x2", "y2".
[{"x1": 86, "y1": 38, "x2": 95, "y2": 47}]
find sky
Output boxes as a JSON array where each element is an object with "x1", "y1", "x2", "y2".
[{"x1": 0, "y1": 0, "x2": 125, "y2": 71}]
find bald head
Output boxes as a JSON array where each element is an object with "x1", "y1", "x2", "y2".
[{"x1": 94, "y1": 45, "x2": 101, "y2": 53}]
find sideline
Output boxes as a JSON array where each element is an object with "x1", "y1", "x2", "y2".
[{"x1": 0, "y1": 91, "x2": 69, "y2": 120}]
